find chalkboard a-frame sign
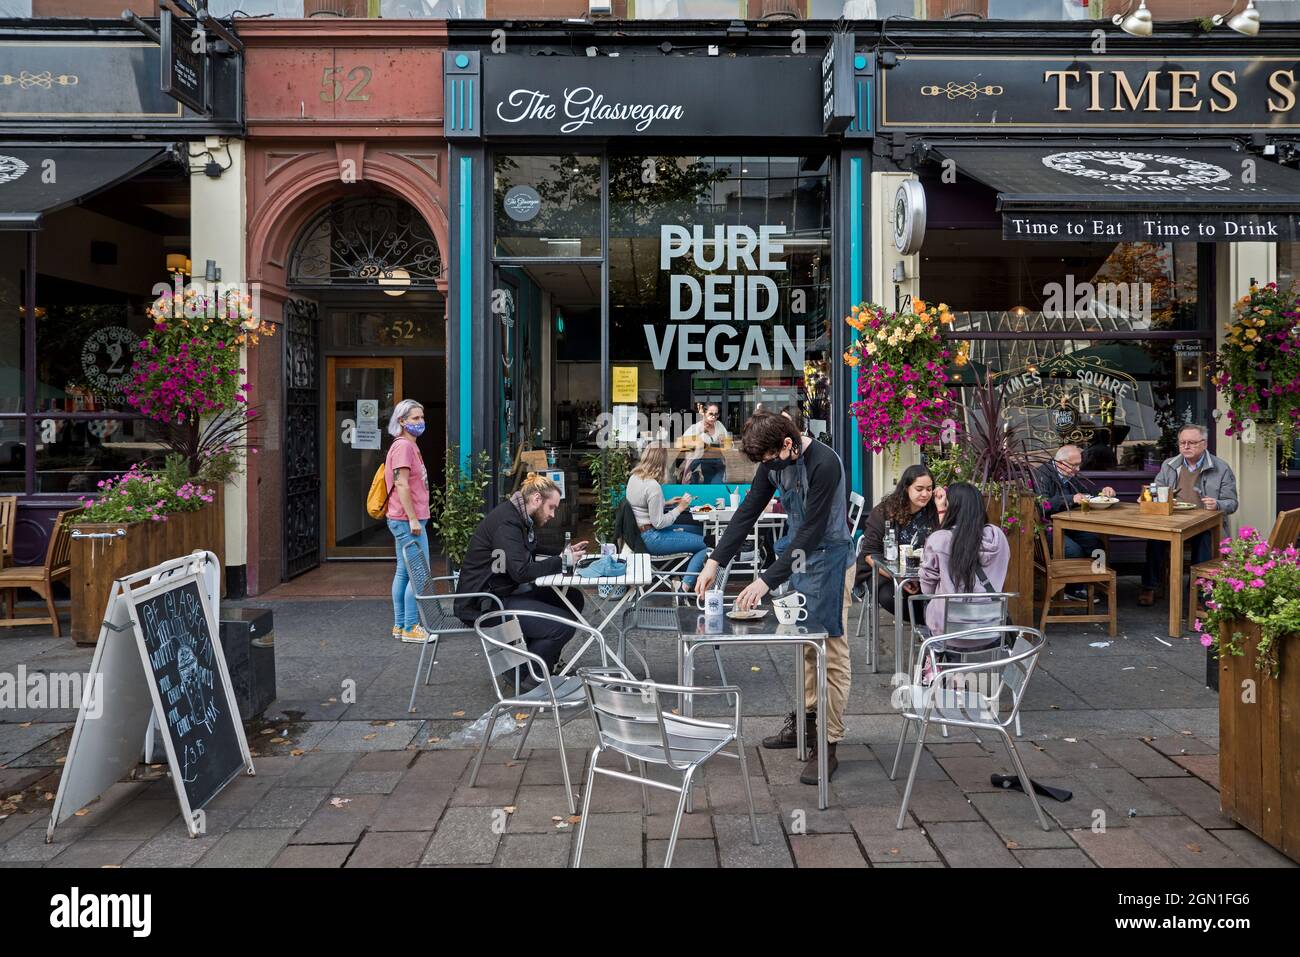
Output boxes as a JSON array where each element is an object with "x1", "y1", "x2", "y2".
[
  {"x1": 127, "y1": 573, "x2": 247, "y2": 815},
  {"x1": 47, "y1": 554, "x2": 252, "y2": 843}
]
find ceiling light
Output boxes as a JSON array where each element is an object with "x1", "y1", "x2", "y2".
[
  {"x1": 1214, "y1": 0, "x2": 1261, "y2": 36},
  {"x1": 380, "y1": 268, "x2": 411, "y2": 297},
  {"x1": 1112, "y1": 0, "x2": 1153, "y2": 36}
]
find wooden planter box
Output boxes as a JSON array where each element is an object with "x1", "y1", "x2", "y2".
[
  {"x1": 69, "y1": 491, "x2": 225, "y2": 646},
  {"x1": 1218, "y1": 620, "x2": 1300, "y2": 863},
  {"x1": 985, "y1": 492, "x2": 1037, "y2": 627}
]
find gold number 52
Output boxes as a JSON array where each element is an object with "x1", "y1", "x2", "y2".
[{"x1": 321, "y1": 66, "x2": 372, "y2": 103}]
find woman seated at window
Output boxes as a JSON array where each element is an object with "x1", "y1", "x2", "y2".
[
  {"x1": 855, "y1": 464, "x2": 940, "y2": 621},
  {"x1": 626, "y1": 443, "x2": 710, "y2": 588}
]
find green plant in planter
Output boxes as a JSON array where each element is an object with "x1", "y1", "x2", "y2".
[
  {"x1": 428, "y1": 448, "x2": 491, "y2": 572},
  {"x1": 584, "y1": 446, "x2": 633, "y2": 545},
  {"x1": 1195, "y1": 527, "x2": 1300, "y2": 676}
]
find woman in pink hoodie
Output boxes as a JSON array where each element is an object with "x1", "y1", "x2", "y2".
[{"x1": 919, "y1": 482, "x2": 1011, "y2": 635}]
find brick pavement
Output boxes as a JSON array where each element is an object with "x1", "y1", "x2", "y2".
[{"x1": 0, "y1": 587, "x2": 1296, "y2": 868}]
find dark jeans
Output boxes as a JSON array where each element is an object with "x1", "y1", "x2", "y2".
[
  {"x1": 1143, "y1": 532, "x2": 1213, "y2": 589},
  {"x1": 500, "y1": 589, "x2": 586, "y2": 671},
  {"x1": 876, "y1": 577, "x2": 919, "y2": 622},
  {"x1": 689, "y1": 457, "x2": 725, "y2": 484},
  {"x1": 1061, "y1": 529, "x2": 1104, "y2": 560}
]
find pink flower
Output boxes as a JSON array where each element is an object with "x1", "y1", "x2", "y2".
[
  {"x1": 1253, "y1": 543, "x2": 1270, "y2": 558},
  {"x1": 1193, "y1": 617, "x2": 1202, "y2": 632},
  {"x1": 1200, "y1": 634, "x2": 1213, "y2": 648},
  {"x1": 1239, "y1": 526, "x2": 1258, "y2": 540},
  {"x1": 1250, "y1": 578, "x2": 1266, "y2": 588}
]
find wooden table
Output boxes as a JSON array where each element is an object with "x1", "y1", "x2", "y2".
[{"x1": 1050, "y1": 502, "x2": 1224, "y2": 639}]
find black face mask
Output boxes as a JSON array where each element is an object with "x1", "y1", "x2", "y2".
[{"x1": 767, "y1": 452, "x2": 795, "y2": 473}]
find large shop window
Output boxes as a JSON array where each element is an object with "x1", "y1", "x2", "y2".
[
  {"x1": 491, "y1": 152, "x2": 834, "y2": 495},
  {"x1": 922, "y1": 233, "x2": 1211, "y2": 473},
  {"x1": 605, "y1": 154, "x2": 833, "y2": 485}
]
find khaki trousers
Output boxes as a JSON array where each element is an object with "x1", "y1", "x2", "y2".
[{"x1": 799, "y1": 565, "x2": 856, "y2": 744}]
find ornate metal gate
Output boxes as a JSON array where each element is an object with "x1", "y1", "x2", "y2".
[{"x1": 283, "y1": 298, "x2": 321, "y2": 579}]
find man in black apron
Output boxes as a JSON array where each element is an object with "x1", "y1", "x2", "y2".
[{"x1": 695, "y1": 413, "x2": 853, "y2": 784}]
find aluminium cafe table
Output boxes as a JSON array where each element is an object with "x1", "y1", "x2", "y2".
[
  {"x1": 1049, "y1": 501, "x2": 1224, "y2": 639},
  {"x1": 534, "y1": 552, "x2": 653, "y2": 675},
  {"x1": 675, "y1": 605, "x2": 830, "y2": 810}
]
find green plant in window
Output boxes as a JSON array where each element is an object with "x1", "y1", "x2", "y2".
[
  {"x1": 429, "y1": 448, "x2": 491, "y2": 572},
  {"x1": 584, "y1": 446, "x2": 633, "y2": 545}
]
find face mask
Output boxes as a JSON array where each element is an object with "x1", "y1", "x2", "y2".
[
  {"x1": 404, "y1": 422, "x2": 426, "y2": 437},
  {"x1": 767, "y1": 451, "x2": 794, "y2": 472}
]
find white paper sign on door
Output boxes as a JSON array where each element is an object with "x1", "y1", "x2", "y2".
[
  {"x1": 352, "y1": 427, "x2": 381, "y2": 450},
  {"x1": 357, "y1": 399, "x2": 379, "y2": 428}
]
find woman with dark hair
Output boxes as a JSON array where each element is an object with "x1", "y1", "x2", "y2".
[
  {"x1": 919, "y1": 482, "x2": 1011, "y2": 635},
  {"x1": 855, "y1": 465, "x2": 940, "y2": 620}
]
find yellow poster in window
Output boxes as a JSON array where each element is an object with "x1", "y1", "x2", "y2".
[{"x1": 612, "y1": 366, "x2": 638, "y2": 404}]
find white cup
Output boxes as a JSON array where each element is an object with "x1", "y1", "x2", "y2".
[
  {"x1": 715, "y1": 497, "x2": 726, "y2": 508},
  {"x1": 700, "y1": 589, "x2": 724, "y2": 619},
  {"x1": 1156, "y1": 486, "x2": 1169, "y2": 503},
  {"x1": 773, "y1": 591, "x2": 807, "y2": 609},
  {"x1": 774, "y1": 604, "x2": 808, "y2": 624}
]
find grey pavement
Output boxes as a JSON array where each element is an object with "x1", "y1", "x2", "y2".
[{"x1": 0, "y1": 578, "x2": 1295, "y2": 868}]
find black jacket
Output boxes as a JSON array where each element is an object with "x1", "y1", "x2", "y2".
[
  {"x1": 1032, "y1": 461, "x2": 1091, "y2": 517},
  {"x1": 454, "y1": 501, "x2": 563, "y2": 623}
]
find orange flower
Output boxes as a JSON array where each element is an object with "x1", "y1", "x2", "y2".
[
  {"x1": 913, "y1": 299, "x2": 927, "y2": 314},
  {"x1": 939, "y1": 311, "x2": 953, "y2": 325}
]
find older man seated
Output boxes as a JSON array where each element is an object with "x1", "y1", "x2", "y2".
[
  {"x1": 1139, "y1": 424, "x2": 1238, "y2": 606},
  {"x1": 1034, "y1": 444, "x2": 1116, "y2": 601}
]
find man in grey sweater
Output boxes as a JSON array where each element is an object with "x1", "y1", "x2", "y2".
[{"x1": 1140, "y1": 423, "x2": 1238, "y2": 606}]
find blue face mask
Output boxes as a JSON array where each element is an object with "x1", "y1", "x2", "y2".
[{"x1": 404, "y1": 422, "x2": 426, "y2": 438}]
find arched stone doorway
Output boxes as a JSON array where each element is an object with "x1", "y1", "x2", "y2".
[
  {"x1": 284, "y1": 194, "x2": 447, "y2": 570},
  {"x1": 244, "y1": 154, "x2": 448, "y2": 589}
]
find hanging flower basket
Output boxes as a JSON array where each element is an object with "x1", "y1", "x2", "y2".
[
  {"x1": 842, "y1": 300, "x2": 961, "y2": 454},
  {"x1": 1210, "y1": 281, "x2": 1300, "y2": 452}
]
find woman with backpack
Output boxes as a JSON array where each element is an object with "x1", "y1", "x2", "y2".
[
  {"x1": 384, "y1": 398, "x2": 430, "y2": 642},
  {"x1": 919, "y1": 482, "x2": 1010, "y2": 636}
]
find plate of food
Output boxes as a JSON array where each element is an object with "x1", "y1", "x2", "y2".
[
  {"x1": 726, "y1": 608, "x2": 768, "y2": 621},
  {"x1": 1087, "y1": 496, "x2": 1119, "y2": 509},
  {"x1": 692, "y1": 505, "x2": 714, "y2": 513},
  {"x1": 1174, "y1": 501, "x2": 1199, "y2": 510}
]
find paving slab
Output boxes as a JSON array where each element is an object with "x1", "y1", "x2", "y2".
[
  {"x1": 1090, "y1": 738, "x2": 1190, "y2": 778},
  {"x1": 273, "y1": 844, "x2": 353, "y2": 868},
  {"x1": 1013, "y1": 848, "x2": 1095, "y2": 868},
  {"x1": 1067, "y1": 826, "x2": 1173, "y2": 867},
  {"x1": 421, "y1": 806, "x2": 503, "y2": 865},
  {"x1": 48, "y1": 839, "x2": 144, "y2": 868},
  {"x1": 894, "y1": 779, "x2": 981, "y2": 823},
  {"x1": 1069, "y1": 767, "x2": 1179, "y2": 817},
  {"x1": 496, "y1": 832, "x2": 572, "y2": 868},
  {"x1": 124, "y1": 826, "x2": 225, "y2": 868},
  {"x1": 788, "y1": 833, "x2": 867, "y2": 868},
  {"x1": 926, "y1": 821, "x2": 1020, "y2": 868},
  {"x1": 1129, "y1": 816, "x2": 1245, "y2": 868},
  {"x1": 314, "y1": 720, "x2": 422, "y2": 752},
  {"x1": 1171, "y1": 753, "x2": 1221, "y2": 789},
  {"x1": 1143, "y1": 734, "x2": 1217, "y2": 757},
  {"x1": 196, "y1": 828, "x2": 296, "y2": 868},
  {"x1": 1209, "y1": 828, "x2": 1300, "y2": 868},
  {"x1": 773, "y1": 786, "x2": 853, "y2": 834},
  {"x1": 572, "y1": 812, "x2": 641, "y2": 868},
  {"x1": 291, "y1": 794, "x2": 385, "y2": 845},
  {"x1": 969, "y1": 792, "x2": 1078, "y2": 850},
  {"x1": 0, "y1": 826, "x2": 73, "y2": 862},
  {"x1": 239, "y1": 787, "x2": 331, "y2": 829},
  {"x1": 647, "y1": 838, "x2": 718, "y2": 868},
  {"x1": 1143, "y1": 776, "x2": 1234, "y2": 830},
  {"x1": 714, "y1": 813, "x2": 792, "y2": 868},
  {"x1": 333, "y1": 771, "x2": 406, "y2": 795},
  {"x1": 349, "y1": 830, "x2": 431, "y2": 868},
  {"x1": 369, "y1": 781, "x2": 455, "y2": 832}
]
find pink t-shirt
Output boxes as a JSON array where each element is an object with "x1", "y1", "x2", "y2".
[{"x1": 385, "y1": 438, "x2": 430, "y2": 521}]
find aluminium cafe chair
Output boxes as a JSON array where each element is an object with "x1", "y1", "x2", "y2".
[
  {"x1": 618, "y1": 556, "x2": 737, "y2": 686},
  {"x1": 573, "y1": 670, "x2": 760, "y2": 869},
  {"x1": 469, "y1": 609, "x2": 649, "y2": 816},
  {"x1": 890, "y1": 625, "x2": 1051, "y2": 832},
  {"x1": 402, "y1": 539, "x2": 504, "y2": 714}
]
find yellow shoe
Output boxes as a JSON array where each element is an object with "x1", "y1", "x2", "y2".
[
  {"x1": 401, "y1": 625, "x2": 430, "y2": 644},
  {"x1": 392, "y1": 626, "x2": 403, "y2": 639}
]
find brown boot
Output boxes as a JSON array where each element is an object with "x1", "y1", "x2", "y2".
[
  {"x1": 1137, "y1": 588, "x2": 1156, "y2": 607},
  {"x1": 800, "y1": 742, "x2": 838, "y2": 785}
]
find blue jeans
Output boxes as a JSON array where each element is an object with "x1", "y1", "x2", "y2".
[
  {"x1": 389, "y1": 518, "x2": 430, "y2": 629},
  {"x1": 641, "y1": 526, "x2": 709, "y2": 587},
  {"x1": 1144, "y1": 531, "x2": 1213, "y2": 589}
]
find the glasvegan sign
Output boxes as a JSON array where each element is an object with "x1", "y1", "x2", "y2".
[
  {"x1": 483, "y1": 56, "x2": 823, "y2": 138},
  {"x1": 880, "y1": 55, "x2": 1300, "y2": 130}
]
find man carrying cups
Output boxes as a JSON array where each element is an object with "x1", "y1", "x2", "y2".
[
  {"x1": 695, "y1": 412, "x2": 853, "y2": 785},
  {"x1": 1139, "y1": 424, "x2": 1237, "y2": 606}
]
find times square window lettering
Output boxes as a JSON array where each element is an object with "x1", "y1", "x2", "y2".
[{"x1": 647, "y1": 224, "x2": 803, "y2": 372}]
